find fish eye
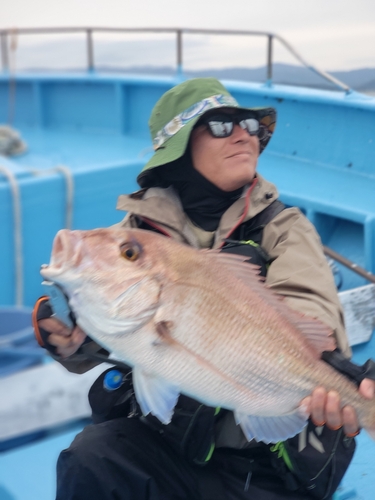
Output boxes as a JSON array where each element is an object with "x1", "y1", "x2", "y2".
[{"x1": 120, "y1": 242, "x2": 141, "y2": 261}]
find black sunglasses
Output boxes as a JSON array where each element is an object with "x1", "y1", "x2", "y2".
[{"x1": 199, "y1": 112, "x2": 260, "y2": 138}]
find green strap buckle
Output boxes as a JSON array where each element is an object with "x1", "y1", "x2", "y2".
[{"x1": 270, "y1": 441, "x2": 295, "y2": 472}]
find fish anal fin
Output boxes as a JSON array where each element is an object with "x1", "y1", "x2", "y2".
[
  {"x1": 235, "y1": 406, "x2": 309, "y2": 444},
  {"x1": 132, "y1": 366, "x2": 180, "y2": 424}
]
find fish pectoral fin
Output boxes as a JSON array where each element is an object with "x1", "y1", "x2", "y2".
[
  {"x1": 235, "y1": 407, "x2": 308, "y2": 444},
  {"x1": 132, "y1": 366, "x2": 180, "y2": 424},
  {"x1": 153, "y1": 320, "x2": 175, "y2": 345}
]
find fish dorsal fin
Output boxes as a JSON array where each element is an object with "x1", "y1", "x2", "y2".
[{"x1": 206, "y1": 251, "x2": 335, "y2": 356}]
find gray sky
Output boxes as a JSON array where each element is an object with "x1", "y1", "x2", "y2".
[{"x1": 1, "y1": 0, "x2": 375, "y2": 71}]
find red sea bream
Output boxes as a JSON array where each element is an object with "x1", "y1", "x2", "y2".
[{"x1": 40, "y1": 227, "x2": 375, "y2": 444}]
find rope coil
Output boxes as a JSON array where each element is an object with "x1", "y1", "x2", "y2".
[{"x1": 0, "y1": 163, "x2": 74, "y2": 305}]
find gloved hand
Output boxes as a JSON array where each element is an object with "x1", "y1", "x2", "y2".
[
  {"x1": 33, "y1": 296, "x2": 87, "y2": 358},
  {"x1": 300, "y1": 349, "x2": 375, "y2": 436}
]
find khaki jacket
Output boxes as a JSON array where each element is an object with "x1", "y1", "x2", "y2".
[{"x1": 58, "y1": 173, "x2": 349, "y2": 376}]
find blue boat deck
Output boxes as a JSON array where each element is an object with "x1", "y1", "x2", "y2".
[
  {"x1": 10, "y1": 126, "x2": 150, "y2": 172},
  {"x1": 0, "y1": 422, "x2": 86, "y2": 500}
]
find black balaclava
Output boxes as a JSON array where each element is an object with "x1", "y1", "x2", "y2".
[{"x1": 155, "y1": 151, "x2": 243, "y2": 232}]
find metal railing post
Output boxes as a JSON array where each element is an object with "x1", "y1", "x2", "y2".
[
  {"x1": 266, "y1": 34, "x2": 273, "y2": 86},
  {"x1": 87, "y1": 28, "x2": 94, "y2": 72},
  {"x1": 1, "y1": 32, "x2": 9, "y2": 72},
  {"x1": 176, "y1": 29, "x2": 183, "y2": 78}
]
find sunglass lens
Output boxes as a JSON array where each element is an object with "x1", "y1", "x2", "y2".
[
  {"x1": 239, "y1": 118, "x2": 259, "y2": 135},
  {"x1": 207, "y1": 119, "x2": 234, "y2": 137}
]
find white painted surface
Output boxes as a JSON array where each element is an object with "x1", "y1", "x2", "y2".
[
  {"x1": 339, "y1": 284, "x2": 375, "y2": 346},
  {"x1": 0, "y1": 361, "x2": 109, "y2": 441}
]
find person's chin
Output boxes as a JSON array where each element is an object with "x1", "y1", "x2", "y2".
[
  {"x1": 230, "y1": 161, "x2": 256, "y2": 178},
  {"x1": 222, "y1": 174, "x2": 255, "y2": 191}
]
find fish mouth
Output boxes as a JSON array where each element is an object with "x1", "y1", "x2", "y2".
[{"x1": 40, "y1": 229, "x2": 84, "y2": 279}]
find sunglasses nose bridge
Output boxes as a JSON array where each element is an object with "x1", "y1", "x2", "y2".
[
  {"x1": 226, "y1": 125, "x2": 247, "y2": 144},
  {"x1": 231, "y1": 120, "x2": 251, "y2": 139}
]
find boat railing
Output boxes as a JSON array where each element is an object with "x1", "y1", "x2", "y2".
[{"x1": 0, "y1": 27, "x2": 351, "y2": 92}]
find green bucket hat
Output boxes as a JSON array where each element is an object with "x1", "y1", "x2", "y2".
[{"x1": 137, "y1": 77, "x2": 276, "y2": 187}]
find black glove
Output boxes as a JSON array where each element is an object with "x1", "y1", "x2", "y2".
[{"x1": 322, "y1": 349, "x2": 375, "y2": 385}]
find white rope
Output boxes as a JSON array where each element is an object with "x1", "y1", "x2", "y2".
[
  {"x1": 0, "y1": 165, "x2": 23, "y2": 306},
  {"x1": 0, "y1": 163, "x2": 75, "y2": 306},
  {"x1": 54, "y1": 165, "x2": 74, "y2": 229},
  {"x1": 29, "y1": 165, "x2": 75, "y2": 229}
]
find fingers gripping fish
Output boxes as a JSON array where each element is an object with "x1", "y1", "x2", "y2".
[{"x1": 40, "y1": 227, "x2": 375, "y2": 444}]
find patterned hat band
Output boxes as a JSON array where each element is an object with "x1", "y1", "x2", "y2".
[{"x1": 152, "y1": 94, "x2": 239, "y2": 150}]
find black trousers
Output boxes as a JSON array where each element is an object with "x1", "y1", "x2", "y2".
[{"x1": 56, "y1": 417, "x2": 321, "y2": 500}]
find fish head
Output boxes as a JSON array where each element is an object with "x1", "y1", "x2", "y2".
[{"x1": 40, "y1": 227, "x2": 167, "y2": 338}]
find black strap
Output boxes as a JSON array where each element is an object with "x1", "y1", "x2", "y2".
[
  {"x1": 222, "y1": 199, "x2": 286, "y2": 276},
  {"x1": 322, "y1": 349, "x2": 375, "y2": 386},
  {"x1": 238, "y1": 199, "x2": 286, "y2": 245}
]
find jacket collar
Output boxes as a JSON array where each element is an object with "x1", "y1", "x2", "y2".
[{"x1": 116, "y1": 174, "x2": 278, "y2": 249}]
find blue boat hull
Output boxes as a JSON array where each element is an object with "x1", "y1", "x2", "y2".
[{"x1": 0, "y1": 72, "x2": 374, "y2": 500}]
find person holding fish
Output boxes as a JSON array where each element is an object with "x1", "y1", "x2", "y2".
[{"x1": 34, "y1": 78, "x2": 375, "y2": 500}]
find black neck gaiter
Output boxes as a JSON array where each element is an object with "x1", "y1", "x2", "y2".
[{"x1": 157, "y1": 156, "x2": 243, "y2": 231}]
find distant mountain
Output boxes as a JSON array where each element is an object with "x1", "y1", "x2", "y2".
[
  {"x1": 331, "y1": 68, "x2": 375, "y2": 91},
  {"x1": 92, "y1": 63, "x2": 375, "y2": 91},
  {"x1": 200, "y1": 65, "x2": 375, "y2": 91}
]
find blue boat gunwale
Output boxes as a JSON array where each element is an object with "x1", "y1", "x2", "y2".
[{"x1": 2, "y1": 71, "x2": 375, "y2": 106}]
